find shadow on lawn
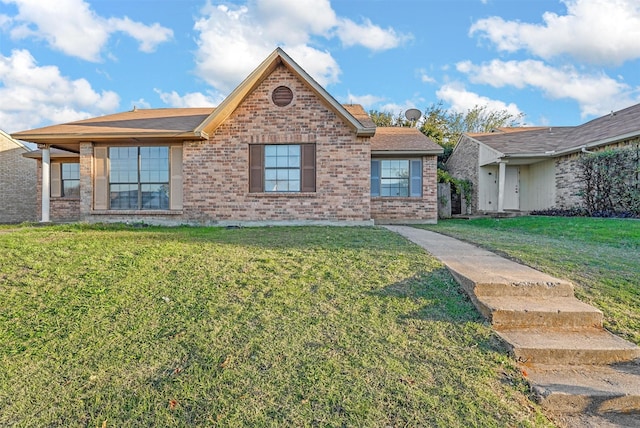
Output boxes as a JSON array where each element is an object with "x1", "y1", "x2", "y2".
[
  {"x1": 371, "y1": 268, "x2": 485, "y2": 324},
  {"x1": 370, "y1": 268, "x2": 507, "y2": 357}
]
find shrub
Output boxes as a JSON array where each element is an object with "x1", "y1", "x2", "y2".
[{"x1": 578, "y1": 143, "x2": 640, "y2": 216}]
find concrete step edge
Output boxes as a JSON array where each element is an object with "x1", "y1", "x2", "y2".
[
  {"x1": 448, "y1": 270, "x2": 575, "y2": 298},
  {"x1": 496, "y1": 328, "x2": 640, "y2": 365},
  {"x1": 521, "y1": 362, "x2": 640, "y2": 414},
  {"x1": 479, "y1": 295, "x2": 604, "y2": 329}
]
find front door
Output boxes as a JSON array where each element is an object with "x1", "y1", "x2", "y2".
[{"x1": 503, "y1": 166, "x2": 520, "y2": 210}]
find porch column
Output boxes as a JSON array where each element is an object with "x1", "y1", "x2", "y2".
[
  {"x1": 497, "y1": 161, "x2": 506, "y2": 212},
  {"x1": 39, "y1": 144, "x2": 51, "y2": 222}
]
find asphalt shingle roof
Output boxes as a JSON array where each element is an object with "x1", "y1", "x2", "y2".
[
  {"x1": 467, "y1": 103, "x2": 640, "y2": 156},
  {"x1": 471, "y1": 127, "x2": 575, "y2": 154},
  {"x1": 13, "y1": 108, "x2": 215, "y2": 138},
  {"x1": 371, "y1": 127, "x2": 442, "y2": 153}
]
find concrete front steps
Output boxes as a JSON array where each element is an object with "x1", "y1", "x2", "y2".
[
  {"x1": 464, "y1": 271, "x2": 640, "y2": 414},
  {"x1": 383, "y1": 226, "x2": 640, "y2": 420}
]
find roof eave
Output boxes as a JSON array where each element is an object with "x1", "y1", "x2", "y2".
[
  {"x1": 357, "y1": 127, "x2": 377, "y2": 137},
  {"x1": 23, "y1": 151, "x2": 80, "y2": 159},
  {"x1": 553, "y1": 130, "x2": 640, "y2": 156},
  {"x1": 11, "y1": 130, "x2": 209, "y2": 144}
]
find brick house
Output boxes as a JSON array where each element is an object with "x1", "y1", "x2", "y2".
[
  {"x1": 14, "y1": 48, "x2": 442, "y2": 225},
  {"x1": 0, "y1": 130, "x2": 37, "y2": 223},
  {"x1": 446, "y1": 103, "x2": 640, "y2": 214}
]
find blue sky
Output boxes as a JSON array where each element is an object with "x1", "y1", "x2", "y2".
[{"x1": 1, "y1": 0, "x2": 639, "y2": 134}]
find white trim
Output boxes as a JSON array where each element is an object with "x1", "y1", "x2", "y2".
[{"x1": 497, "y1": 161, "x2": 506, "y2": 212}]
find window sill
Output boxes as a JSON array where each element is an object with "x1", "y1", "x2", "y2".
[
  {"x1": 51, "y1": 197, "x2": 80, "y2": 201},
  {"x1": 372, "y1": 196, "x2": 423, "y2": 200},
  {"x1": 249, "y1": 192, "x2": 317, "y2": 198},
  {"x1": 91, "y1": 210, "x2": 183, "y2": 215}
]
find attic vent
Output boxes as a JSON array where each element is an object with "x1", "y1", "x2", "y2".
[{"x1": 272, "y1": 86, "x2": 293, "y2": 107}]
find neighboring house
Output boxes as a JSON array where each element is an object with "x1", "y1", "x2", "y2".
[
  {"x1": 446, "y1": 104, "x2": 640, "y2": 214},
  {"x1": 0, "y1": 130, "x2": 37, "y2": 223},
  {"x1": 14, "y1": 48, "x2": 442, "y2": 225}
]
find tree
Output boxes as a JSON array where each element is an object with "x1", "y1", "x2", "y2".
[
  {"x1": 368, "y1": 110, "x2": 412, "y2": 127},
  {"x1": 368, "y1": 103, "x2": 525, "y2": 167},
  {"x1": 420, "y1": 102, "x2": 525, "y2": 167}
]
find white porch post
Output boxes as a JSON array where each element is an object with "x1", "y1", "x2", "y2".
[
  {"x1": 39, "y1": 144, "x2": 51, "y2": 222},
  {"x1": 497, "y1": 161, "x2": 506, "y2": 212}
]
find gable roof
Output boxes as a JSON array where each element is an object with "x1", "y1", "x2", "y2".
[
  {"x1": 196, "y1": 48, "x2": 375, "y2": 137},
  {"x1": 11, "y1": 48, "x2": 375, "y2": 152},
  {"x1": 462, "y1": 102, "x2": 640, "y2": 158},
  {"x1": 371, "y1": 127, "x2": 443, "y2": 155}
]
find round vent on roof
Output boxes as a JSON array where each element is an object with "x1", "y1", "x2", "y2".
[{"x1": 272, "y1": 86, "x2": 294, "y2": 107}]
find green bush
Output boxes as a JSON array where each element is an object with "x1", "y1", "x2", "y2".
[{"x1": 579, "y1": 143, "x2": 640, "y2": 216}]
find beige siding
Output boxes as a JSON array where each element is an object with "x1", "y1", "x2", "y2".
[
  {"x1": 479, "y1": 144, "x2": 502, "y2": 166},
  {"x1": 520, "y1": 160, "x2": 555, "y2": 211},
  {"x1": 478, "y1": 165, "x2": 498, "y2": 211}
]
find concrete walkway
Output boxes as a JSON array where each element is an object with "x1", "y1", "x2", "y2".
[{"x1": 385, "y1": 225, "x2": 640, "y2": 427}]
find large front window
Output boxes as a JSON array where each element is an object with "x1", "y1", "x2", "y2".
[
  {"x1": 371, "y1": 159, "x2": 422, "y2": 197},
  {"x1": 109, "y1": 146, "x2": 169, "y2": 210}
]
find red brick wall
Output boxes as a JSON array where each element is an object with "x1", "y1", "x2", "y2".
[
  {"x1": 181, "y1": 64, "x2": 372, "y2": 224},
  {"x1": 370, "y1": 155, "x2": 439, "y2": 223},
  {"x1": 0, "y1": 138, "x2": 37, "y2": 223}
]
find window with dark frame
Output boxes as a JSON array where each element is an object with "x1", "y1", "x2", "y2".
[
  {"x1": 249, "y1": 144, "x2": 315, "y2": 193},
  {"x1": 61, "y1": 163, "x2": 80, "y2": 198},
  {"x1": 108, "y1": 146, "x2": 169, "y2": 210},
  {"x1": 371, "y1": 159, "x2": 422, "y2": 197}
]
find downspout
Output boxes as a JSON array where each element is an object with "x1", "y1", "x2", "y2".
[{"x1": 39, "y1": 144, "x2": 50, "y2": 222}]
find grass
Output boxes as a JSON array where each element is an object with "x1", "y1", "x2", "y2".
[
  {"x1": 0, "y1": 224, "x2": 552, "y2": 427},
  {"x1": 421, "y1": 216, "x2": 640, "y2": 345}
]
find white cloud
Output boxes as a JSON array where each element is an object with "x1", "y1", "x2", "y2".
[
  {"x1": 130, "y1": 98, "x2": 151, "y2": 110},
  {"x1": 0, "y1": 49, "x2": 120, "y2": 132},
  {"x1": 436, "y1": 82, "x2": 523, "y2": 118},
  {"x1": 154, "y1": 89, "x2": 224, "y2": 108},
  {"x1": 255, "y1": 0, "x2": 337, "y2": 44},
  {"x1": 1, "y1": 0, "x2": 173, "y2": 62},
  {"x1": 470, "y1": 0, "x2": 640, "y2": 65},
  {"x1": 341, "y1": 92, "x2": 385, "y2": 108},
  {"x1": 377, "y1": 102, "x2": 419, "y2": 116},
  {"x1": 418, "y1": 69, "x2": 436, "y2": 83},
  {"x1": 193, "y1": 0, "x2": 409, "y2": 93},
  {"x1": 336, "y1": 17, "x2": 410, "y2": 51},
  {"x1": 456, "y1": 59, "x2": 638, "y2": 117},
  {"x1": 108, "y1": 17, "x2": 173, "y2": 54}
]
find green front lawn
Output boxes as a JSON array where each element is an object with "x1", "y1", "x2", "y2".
[
  {"x1": 0, "y1": 225, "x2": 550, "y2": 427},
  {"x1": 421, "y1": 216, "x2": 640, "y2": 345}
]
